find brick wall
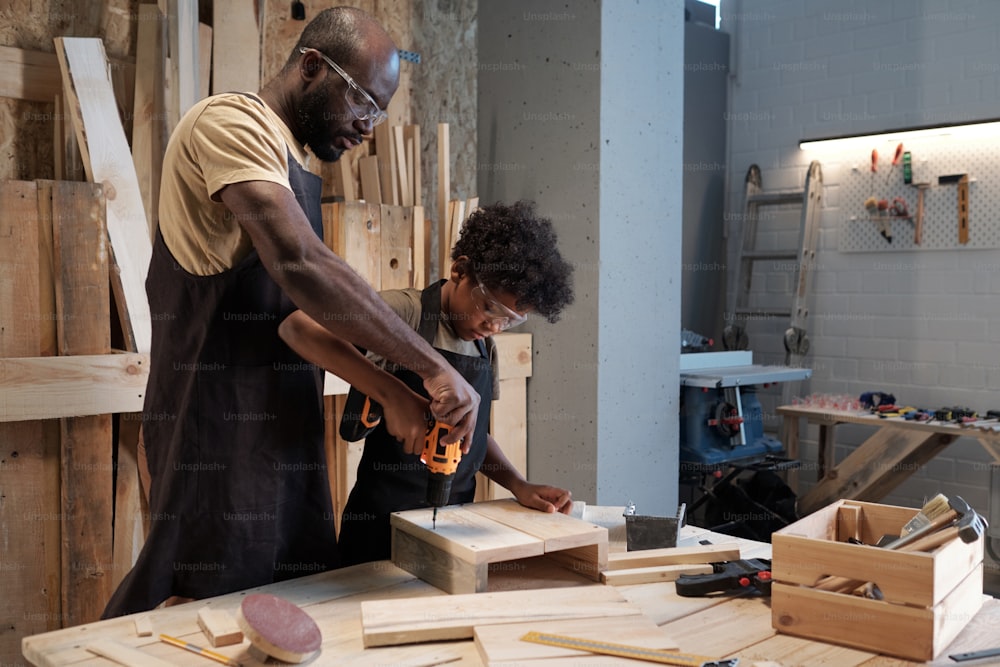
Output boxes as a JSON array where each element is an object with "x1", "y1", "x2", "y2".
[{"x1": 720, "y1": 0, "x2": 1000, "y2": 540}]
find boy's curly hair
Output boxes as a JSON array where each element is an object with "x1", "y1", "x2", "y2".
[{"x1": 451, "y1": 200, "x2": 574, "y2": 323}]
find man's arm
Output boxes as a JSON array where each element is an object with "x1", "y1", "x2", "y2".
[
  {"x1": 278, "y1": 310, "x2": 433, "y2": 455},
  {"x1": 481, "y1": 434, "x2": 573, "y2": 514},
  {"x1": 219, "y1": 180, "x2": 479, "y2": 444}
]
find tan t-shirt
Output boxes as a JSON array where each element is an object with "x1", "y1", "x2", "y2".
[
  {"x1": 158, "y1": 93, "x2": 311, "y2": 275},
  {"x1": 375, "y1": 288, "x2": 500, "y2": 400}
]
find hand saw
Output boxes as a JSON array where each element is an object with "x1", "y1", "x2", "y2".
[{"x1": 520, "y1": 631, "x2": 738, "y2": 666}]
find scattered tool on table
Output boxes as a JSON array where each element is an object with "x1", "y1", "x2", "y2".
[
  {"x1": 519, "y1": 631, "x2": 739, "y2": 667},
  {"x1": 159, "y1": 634, "x2": 241, "y2": 667},
  {"x1": 885, "y1": 142, "x2": 904, "y2": 186},
  {"x1": 675, "y1": 558, "x2": 772, "y2": 597},
  {"x1": 236, "y1": 593, "x2": 322, "y2": 664}
]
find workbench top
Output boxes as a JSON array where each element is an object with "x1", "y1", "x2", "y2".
[{"x1": 21, "y1": 524, "x2": 999, "y2": 666}]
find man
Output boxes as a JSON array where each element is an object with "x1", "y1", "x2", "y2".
[{"x1": 102, "y1": 7, "x2": 478, "y2": 617}]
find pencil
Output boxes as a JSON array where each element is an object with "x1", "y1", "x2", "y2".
[{"x1": 159, "y1": 633, "x2": 242, "y2": 667}]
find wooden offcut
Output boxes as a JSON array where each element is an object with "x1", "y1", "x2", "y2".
[
  {"x1": 361, "y1": 584, "x2": 637, "y2": 647},
  {"x1": 197, "y1": 606, "x2": 243, "y2": 647},
  {"x1": 54, "y1": 37, "x2": 153, "y2": 354},
  {"x1": 390, "y1": 499, "x2": 607, "y2": 594},
  {"x1": 606, "y1": 543, "x2": 742, "y2": 571}
]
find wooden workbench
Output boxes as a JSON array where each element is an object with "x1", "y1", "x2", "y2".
[
  {"x1": 21, "y1": 522, "x2": 1000, "y2": 667},
  {"x1": 778, "y1": 405, "x2": 1000, "y2": 516}
]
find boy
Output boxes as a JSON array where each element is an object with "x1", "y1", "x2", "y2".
[{"x1": 278, "y1": 200, "x2": 575, "y2": 565}]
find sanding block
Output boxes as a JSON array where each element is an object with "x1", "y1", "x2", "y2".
[{"x1": 236, "y1": 593, "x2": 322, "y2": 663}]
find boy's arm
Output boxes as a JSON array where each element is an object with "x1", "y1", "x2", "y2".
[
  {"x1": 278, "y1": 310, "x2": 432, "y2": 455},
  {"x1": 481, "y1": 434, "x2": 572, "y2": 514}
]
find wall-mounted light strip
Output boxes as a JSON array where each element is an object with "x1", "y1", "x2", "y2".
[{"x1": 799, "y1": 119, "x2": 1000, "y2": 151}]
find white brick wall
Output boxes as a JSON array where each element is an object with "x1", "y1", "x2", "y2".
[{"x1": 720, "y1": 0, "x2": 1000, "y2": 560}]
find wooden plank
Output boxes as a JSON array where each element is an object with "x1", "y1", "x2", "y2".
[
  {"x1": 169, "y1": 0, "x2": 200, "y2": 121},
  {"x1": 361, "y1": 585, "x2": 638, "y2": 647},
  {"x1": 54, "y1": 37, "x2": 153, "y2": 354},
  {"x1": 463, "y1": 499, "x2": 608, "y2": 551},
  {"x1": 0, "y1": 180, "x2": 61, "y2": 661},
  {"x1": 86, "y1": 639, "x2": 175, "y2": 667},
  {"x1": 337, "y1": 153, "x2": 356, "y2": 201},
  {"x1": 112, "y1": 413, "x2": 145, "y2": 589},
  {"x1": 211, "y1": 0, "x2": 260, "y2": 95},
  {"x1": 798, "y1": 428, "x2": 959, "y2": 516},
  {"x1": 606, "y1": 543, "x2": 742, "y2": 571},
  {"x1": 737, "y1": 632, "x2": 877, "y2": 667},
  {"x1": 390, "y1": 505, "x2": 545, "y2": 566},
  {"x1": 132, "y1": 3, "x2": 167, "y2": 242},
  {"x1": 0, "y1": 45, "x2": 62, "y2": 101},
  {"x1": 391, "y1": 524, "x2": 487, "y2": 595},
  {"x1": 436, "y1": 123, "x2": 449, "y2": 277},
  {"x1": 379, "y1": 205, "x2": 412, "y2": 290},
  {"x1": 660, "y1": 596, "x2": 775, "y2": 658},
  {"x1": 493, "y1": 332, "x2": 532, "y2": 380},
  {"x1": 197, "y1": 23, "x2": 212, "y2": 100},
  {"x1": 52, "y1": 181, "x2": 114, "y2": 625},
  {"x1": 601, "y1": 563, "x2": 713, "y2": 586},
  {"x1": 358, "y1": 155, "x2": 382, "y2": 204},
  {"x1": 474, "y1": 614, "x2": 678, "y2": 665},
  {"x1": 392, "y1": 125, "x2": 410, "y2": 206},
  {"x1": 326, "y1": 202, "x2": 381, "y2": 287},
  {"x1": 404, "y1": 125, "x2": 421, "y2": 206},
  {"x1": 374, "y1": 122, "x2": 397, "y2": 205},
  {"x1": 0, "y1": 354, "x2": 148, "y2": 422},
  {"x1": 411, "y1": 205, "x2": 426, "y2": 287},
  {"x1": 479, "y1": 377, "x2": 526, "y2": 502}
]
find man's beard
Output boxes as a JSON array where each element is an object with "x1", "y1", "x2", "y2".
[{"x1": 297, "y1": 84, "x2": 352, "y2": 163}]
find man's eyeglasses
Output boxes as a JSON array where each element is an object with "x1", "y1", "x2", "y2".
[
  {"x1": 299, "y1": 47, "x2": 388, "y2": 126},
  {"x1": 472, "y1": 280, "x2": 528, "y2": 331}
]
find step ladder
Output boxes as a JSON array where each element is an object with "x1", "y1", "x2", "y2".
[{"x1": 724, "y1": 161, "x2": 823, "y2": 386}]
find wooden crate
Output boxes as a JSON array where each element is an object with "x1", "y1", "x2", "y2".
[
  {"x1": 390, "y1": 499, "x2": 608, "y2": 594},
  {"x1": 771, "y1": 499, "x2": 984, "y2": 661}
]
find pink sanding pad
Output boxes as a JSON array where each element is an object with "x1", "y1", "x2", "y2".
[{"x1": 236, "y1": 593, "x2": 322, "y2": 663}]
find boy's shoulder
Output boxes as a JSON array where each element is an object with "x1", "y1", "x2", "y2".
[{"x1": 378, "y1": 288, "x2": 422, "y2": 329}]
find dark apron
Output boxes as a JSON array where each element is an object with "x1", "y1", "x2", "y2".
[
  {"x1": 337, "y1": 280, "x2": 494, "y2": 566},
  {"x1": 102, "y1": 129, "x2": 336, "y2": 617}
]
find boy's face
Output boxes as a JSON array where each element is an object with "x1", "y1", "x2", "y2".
[{"x1": 449, "y1": 274, "x2": 529, "y2": 341}]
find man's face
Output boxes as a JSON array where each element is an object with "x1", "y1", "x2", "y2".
[{"x1": 297, "y1": 52, "x2": 398, "y2": 163}]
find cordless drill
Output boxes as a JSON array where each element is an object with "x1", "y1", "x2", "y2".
[{"x1": 340, "y1": 387, "x2": 461, "y2": 528}]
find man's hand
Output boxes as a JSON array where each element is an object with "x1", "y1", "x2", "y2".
[
  {"x1": 423, "y1": 366, "x2": 480, "y2": 451},
  {"x1": 380, "y1": 384, "x2": 434, "y2": 456},
  {"x1": 512, "y1": 482, "x2": 573, "y2": 515}
]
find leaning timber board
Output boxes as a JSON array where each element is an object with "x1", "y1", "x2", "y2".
[
  {"x1": 361, "y1": 584, "x2": 637, "y2": 647},
  {"x1": 390, "y1": 499, "x2": 608, "y2": 593}
]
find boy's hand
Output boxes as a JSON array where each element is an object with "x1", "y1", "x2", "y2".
[
  {"x1": 381, "y1": 385, "x2": 435, "y2": 456},
  {"x1": 512, "y1": 482, "x2": 573, "y2": 514},
  {"x1": 423, "y1": 366, "x2": 480, "y2": 453}
]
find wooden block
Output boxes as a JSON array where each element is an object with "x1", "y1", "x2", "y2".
[
  {"x1": 361, "y1": 584, "x2": 638, "y2": 647},
  {"x1": 325, "y1": 202, "x2": 381, "y2": 287},
  {"x1": 606, "y1": 543, "x2": 742, "y2": 571},
  {"x1": 379, "y1": 205, "x2": 412, "y2": 290},
  {"x1": 55, "y1": 37, "x2": 153, "y2": 354},
  {"x1": 133, "y1": 614, "x2": 153, "y2": 637},
  {"x1": 132, "y1": 2, "x2": 167, "y2": 243},
  {"x1": 198, "y1": 606, "x2": 244, "y2": 647},
  {"x1": 464, "y1": 499, "x2": 607, "y2": 552},
  {"x1": 211, "y1": 0, "x2": 260, "y2": 95},
  {"x1": 358, "y1": 155, "x2": 382, "y2": 204},
  {"x1": 437, "y1": 123, "x2": 449, "y2": 276},
  {"x1": 87, "y1": 639, "x2": 175, "y2": 667},
  {"x1": 601, "y1": 563, "x2": 713, "y2": 586},
  {"x1": 474, "y1": 614, "x2": 677, "y2": 665}
]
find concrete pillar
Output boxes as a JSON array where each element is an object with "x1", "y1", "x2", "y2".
[{"x1": 478, "y1": 0, "x2": 683, "y2": 514}]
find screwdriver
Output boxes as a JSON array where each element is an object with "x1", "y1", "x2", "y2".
[
  {"x1": 885, "y1": 142, "x2": 904, "y2": 186},
  {"x1": 870, "y1": 148, "x2": 878, "y2": 198}
]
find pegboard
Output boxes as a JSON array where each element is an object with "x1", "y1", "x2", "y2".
[{"x1": 837, "y1": 138, "x2": 1000, "y2": 252}]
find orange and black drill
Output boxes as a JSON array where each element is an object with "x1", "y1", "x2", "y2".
[{"x1": 340, "y1": 387, "x2": 461, "y2": 528}]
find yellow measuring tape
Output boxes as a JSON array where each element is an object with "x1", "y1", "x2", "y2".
[{"x1": 519, "y1": 631, "x2": 738, "y2": 667}]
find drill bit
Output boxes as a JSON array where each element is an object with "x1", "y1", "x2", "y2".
[{"x1": 432, "y1": 507, "x2": 437, "y2": 530}]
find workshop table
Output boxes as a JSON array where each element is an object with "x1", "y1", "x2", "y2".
[
  {"x1": 778, "y1": 404, "x2": 1000, "y2": 516},
  {"x1": 21, "y1": 524, "x2": 999, "y2": 666}
]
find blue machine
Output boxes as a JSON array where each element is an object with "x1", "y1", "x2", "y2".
[{"x1": 679, "y1": 351, "x2": 811, "y2": 468}]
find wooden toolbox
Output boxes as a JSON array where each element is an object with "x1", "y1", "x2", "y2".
[
  {"x1": 771, "y1": 499, "x2": 984, "y2": 661},
  {"x1": 390, "y1": 499, "x2": 608, "y2": 594}
]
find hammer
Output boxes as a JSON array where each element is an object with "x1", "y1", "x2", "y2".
[
  {"x1": 900, "y1": 509, "x2": 987, "y2": 553},
  {"x1": 881, "y1": 495, "x2": 971, "y2": 550}
]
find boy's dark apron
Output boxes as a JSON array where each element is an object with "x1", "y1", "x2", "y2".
[
  {"x1": 337, "y1": 280, "x2": 493, "y2": 566},
  {"x1": 102, "y1": 136, "x2": 336, "y2": 617}
]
